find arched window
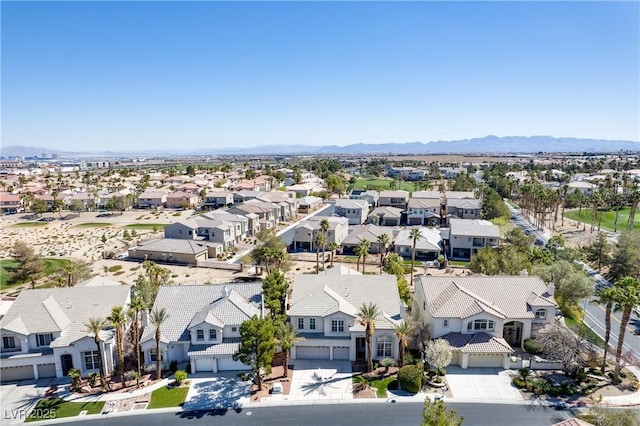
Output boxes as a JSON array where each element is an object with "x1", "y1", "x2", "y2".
[{"x1": 376, "y1": 335, "x2": 393, "y2": 358}]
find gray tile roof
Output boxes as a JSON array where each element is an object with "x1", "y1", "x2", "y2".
[
  {"x1": 418, "y1": 276, "x2": 556, "y2": 320},
  {"x1": 335, "y1": 199, "x2": 369, "y2": 209},
  {"x1": 440, "y1": 332, "x2": 514, "y2": 353},
  {"x1": 449, "y1": 219, "x2": 500, "y2": 238},
  {"x1": 0, "y1": 285, "x2": 131, "y2": 346},
  {"x1": 130, "y1": 238, "x2": 209, "y2": 255},
  {"x1": 369, "y1": 206, "x2": 403, "y2": 218},
  {"x1": 141, "y1": 283, "x2": 262, "y2": 344},
  {"x1": 288, "y1": 275, "x2": 401, "y2": 329},
  {"x1": 408, "y1": 198, "x2": 441, "y2": 209},
  {"x1": 76, "y1": 276, "x2": 123, "y2": 287},
  {"x1": 342, "y1": 224, "x2": 390, "y2": 246},
  {"x1": 394, "y1": 227, "x2": 442, "y2": 251},
  {"x1": 411, "y1": 191, "x2": 441, "y2": 200},
  {"x1": 379, "y1": 190, "x2": 409, "y2": 198},
  {"x1": 445, "y1": 191, "x2": 475, "y2": 200},
  {"x1": 447, "y1": 198, "x2": 481, "y2": 209},
  {"x1": 188, "y1": 339, "x2": 241, "y2": 357}
]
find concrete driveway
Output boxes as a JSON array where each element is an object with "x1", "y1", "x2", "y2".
[
  {"x1": 0, "y1": 378, "x2": 65, "y2": 425},
  {"x1": 445, "y1": 367, "x2": 523, "y2": 402},
  {"x1": 182, "y1": 373, "x2": 250, "y2": 411},
  {"x1": 287, "y1": 360, "x2": 353, "y2": 401}
]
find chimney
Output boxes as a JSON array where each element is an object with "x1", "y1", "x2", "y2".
[
  {"x1": 547, "y1": 282, "x2": 555, "y2": 297},
  {"x1": 222, "y1": 286, "x2": 230, "y2": 298},
  {"x1": 399, "y1": 302, "x2": 406, "y2": 319}
]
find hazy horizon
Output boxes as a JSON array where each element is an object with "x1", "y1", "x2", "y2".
[{"x1": 2, "y1": 1, "x2": 639, "y2": 151}]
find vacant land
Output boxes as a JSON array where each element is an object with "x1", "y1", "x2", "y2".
[
  {"x1": 564, "y1": 207, "x2": 640, "y2": 233},
  {"x1": 353, "y1": 178, "x2": 415, "y2": 192}
]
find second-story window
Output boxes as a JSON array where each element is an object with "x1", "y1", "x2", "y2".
[
  {"x1": 331, "y1": 319, "x2": 344, "y2": 332},
  {"x1": 209, "y1": 329, "x2": 217, "y2": 340},
  {"x1": 297, "y1": 318, "x2": 304, "y2": 330},
  {"x1": 196, "y1": 330, "x2": 204, "y2": 341},
  {"x1": 2, "y1": 336, "x2": 16, "y2": 349},
  {"x1": 37, "y1": 333, "x2": 53, "y2": 347}
]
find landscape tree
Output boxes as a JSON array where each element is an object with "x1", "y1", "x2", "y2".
[
  {"x1": 377, "y1": 233, "x2": 391, "y2": 274},
  {"x1": 592, "y1": 287, "x2": 617, "y2": 375},
  {"x1": 251, "y1": 231, "x2": 291, "y2": 273},
  {"x1": 149, "y1": 307, "x2": 169, "y2": 381},
  {"x1": 584, "y1": 232, "x2": 612, "y2": 272},
  {"x1": 481, "y1": 187, "x2": 509, "y2": 221},
  {"x1": 450, "y1": 173, "x2": 476, "y2": 192},
  {"x1": 325, "y1": 174, "x2": 346, "y2": 195},
  {"x1": 319, "y1": 218, "x2": 330, "y2": 268},
  {"x1": 468, "y1": 247, "x2": 501, "y2": 275},
  {"x1": 612, "y1": 277, "x2": 640, "y2": 383},
  {"x1": 262, "y1": 270, "x2": 288, "y2": 318},
  {"x1": 358, "y1": 303, "x2": 380, "y2": 373},
  {"x1": 536, "y1": 323, "x2": 591, "y2": 377},
  {"x1": 393, "y1": 320, "x2": 414, "y2": 367},
  {"x1": 607, "y1": 230, "x2": 640, "y2": 282},
  {"x1": 10, "y1": 241, "x2": 44, "y2": 289},
  {"x1": 421, "y1": 399, "x2": 464, "y2": 426},
  {"x1": 315, "y1": 232, "x2": 325, "y2": 274},
  {"x1": 424, "y1": 339, "x2": 453, "y2": 378},
  {"x1": 410, "y1": 227, "x2": 423, "y2": 287},
  {"x1": 355, "y1": 239, "x2": 370, "y2": 274},
  {"x1": 233, "y1": 316, "x2": 276, "y2": 391},
  {"x1": 275, "y1": 322, "x2": 298, "y2": 378},
  {"x1": 533, "y1": 260, "x2": 593, "y2": 309},
  {"x1": 83, "y1": 317, "x2": 109, "y2": 390},
  {"x1": 108, "y1": 306, "x2": 127, "y2": 388},
  {"x1": 128, "y1": 297, "x2": 147, "y2": 383},
  {"x1": 329, "y1": 242, "x2": 340, "y2": 268},
  {"x1": 31, "y1": 198, "x2": 48, "y2": 217},
  {"x1": 52, "y1": 199, "x2": 65, "y2": 218},
  {"x1": 383, "y1": 253, "x2": 411, "y2": 303}
]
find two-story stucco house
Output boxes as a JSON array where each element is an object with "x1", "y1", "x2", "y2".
[
  {"x1": 378, "y1": 190, "x2": 409, "y2": 209},
  {"x1": 413, "y1": 276, "x2": 557, "y2": 369},
  {"x1": 368, "y1": 206, "x2": 403, "y2": 226},
  {"x1": 407, "y1": 198, "x2": 442, "y2": 226},
  {"x1": 445, "y1": 198, "x2": 481, "y2": 223},
  {"x1": 140, "y1": 283, "x2": 262, "y2": 374},
  {"x1": 288, "y1": 274, "x2": 404, "y2": 362},
  {"x1": 0, "y1": 285, "x2": 131, "y2": 382},
  {"x1": 394, "y1": 227, "x2": 442, "y2": 261},
  {"x1": 447, "y1": 218, "x2": 500, "y2": 261},
  {"x1": 293, "y1": 216, "x2": 349, "y2": 251},
  {"x1": 349, "y1": 190, "x2": 379, "y2": 208},
  {"x1": 137, "y1": 190, "x2": 168, "y2": 209},
  {"x1": 334, "y1": 199, "x2": 369, "y2": 225},
  {"x1": 164, "y1": 216, "x2": 238, "y2": 249},
  {"x1": 203, "y1": 191, "x2": 234, "y2": 210},
  {"x1": 166, "y1": 191, "x2": 200, "y2": 209}
]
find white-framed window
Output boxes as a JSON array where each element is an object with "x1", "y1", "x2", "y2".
[
  {"x1": 196, "y1": 329, "x2": 204, "y2": 341},
  {"x1": 443, "y1": 319, "x2": 449, "y2": 328},
  {"x1": 37, "y1": 333, "x2": 53, "y2": 347},
  {"x1": 535, "y1": 309, "x2": 547, "y2": 320},
  {"x1": 376, "y1": 335, "x2": 393, "y2": 358},
  {"x1": 83, "y1": 350, "x2": 99, "y2": 370},
  {"x1": 149, "y1": 348, "x2": 164, "y2": 362},
  {"x1": 331, "y1": 319, "x2": 345, "y2": 332},
  {"x1": 2, "y1": 336, "x2": 16, "y2": 349},
  {"x1": 209, "y1": 329, "x2": 217, "y2": 340},
  {"x1": 297, "y1": 318, "x2": 304, "y2": 330},
  {"x1": 309, "y1": 318, "x2": 316, "y2": 330},
  {"x1": 467, "y1": 319, "x2": 495, "y2": 331}
]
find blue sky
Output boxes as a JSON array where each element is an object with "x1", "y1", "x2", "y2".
[{"x1": 2, "y1": 1, "x2": 639, "y2": 151}]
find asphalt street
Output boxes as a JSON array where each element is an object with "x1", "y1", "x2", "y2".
[{"x1": 48, "y1": 402, "x2": 575, "y2": 426}]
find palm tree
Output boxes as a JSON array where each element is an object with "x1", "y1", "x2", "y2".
[
  {"x1": 149, "y1": 308, "x2": 169, "y2": 381},
  {"x1": 63, "y1": 262, "x2": 78, "y2": 287},
  {"x1": 393, "y1": 320, "x2": 414, "y2": 367},
  {"x1": 358, "y1": 303, "x2": 380, "y2": 373},
  {"x1": 128, "y1": 297, "x2": 147, "y2": 384},
  {"x1": 377, "y1": 233, "x2": 391, "y2": 275},
  {"x1": 560, "y1": 184, "x2": 569, "y2": 227},
  {"x1": 355, "y1": 239, "x2": 370, "y2": 274},
  {"x1": 409, "y1": 228, "x2": 423, "y2": 288},
  {"x1": 315, "y1": 233, "x2": 325, "y2": 274},
  {"x1": 275, "y1": 322, "x2": 298, "y2": 378},
  {"x1": 319, "y1": 219, "x2": 330, "y2": 268},
  {"x1": 612, "y1": 277, "x2": 640, "y2": 383},
  {"x1": 108, "y1": 306, "x2": 127, "y2": 388},
  {"x1": 329, "y1": 242, "x2": 339, "y2": 268},
  {"x1": 84, "y1": 317, "x2": 109, "y2": 390},
  {"x1": 593, "y1": 287, "x2": 618, "y2": 374}
]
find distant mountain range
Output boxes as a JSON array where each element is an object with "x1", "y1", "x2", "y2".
[{"x1": 2, "y1": 136, "x2": 639, "y2": 158}]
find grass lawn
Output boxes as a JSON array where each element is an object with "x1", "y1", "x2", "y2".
[
  {"x1": 565, "y1": 316, "x2": 606, "y2": 349},
  {"x1": 449, "y1": 260, "x2": 469, "y2": 267},
  {"x1": 147, "y1": 385, "x2": 189, "y2": 409},
  {"x1": 369, "y1": 376, "x2": 397, "y2": 398},
  {"x1": 25, "y1": 398, "x2": 105, "y2": 421},
  {"x1": 124, "y1": 223, "x2": 168, "y2": 230},
  {"x1": 0, "y1": 259, "x2": 19, "y2": 287},
  {"x1": 353, "y1": 178, "x2": 415, "y2": 193},
  {"x1": 0, "y1": 258, "x2": 70, "y2": 290},
  {"x1": 12, "y1": 222, "x2": 48, "y2": 227},
  {"x1": 563, "y1": 207, "x2": 640, "y2": 233},
  {"x1": 43, "y1": 258, "x2": 72, "y2": 275},
  {"x1": 76, "y1": 222, "x2": 112, "y2": 228}
]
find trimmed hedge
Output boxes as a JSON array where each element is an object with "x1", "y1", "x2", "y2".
[
  {"x1": 523, "y1": 338, "x2": 543, "y2": 355},
  {"x1": 398, "y1": 365, "x2": 422, "y2": 393}
]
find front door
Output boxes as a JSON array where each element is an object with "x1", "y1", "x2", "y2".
[
  {"x1": 356, "y1": 337, "x2": 366, "y2": 361},
  {"x1": 61, "y1": 354, "x2": 73, "y2": 376}
]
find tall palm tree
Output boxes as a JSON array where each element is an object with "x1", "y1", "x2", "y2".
[
  {"x1": 329, "y1": 242, "x2": 339, "y2": 268},
  {"x1": 275, "y1": 322, "x2": 298, "y2": 378},
  {"x1": 409, "y1": 228, "x2": 423, "y2": 288},
  {"x1": 355, "y1": 239, "x2": 370, "y2": 274},
  {"x1": 128, "y1": 297, "x2": 147, "y2": 383},
  {"x1": 393, "y1": 320, "x2": 414, "y2": 367},
  {"x1": 108, "y1": 306, "x2": 127, "y2": 388},
  {"x1": 612, "y1": 277, "x2": 640, "y2": 383},
  {"x1": 593, "y1": 287, "x2": 618, "y2": 374},
  {"x1": 358, "y1": 303, "x2": 380, "y2": 373},
  {"x1": 149, "y1": 308, "x2": 169, "y2": 381},
  {"x1": 377, "y1": 233, "x2": 391, "y2": 275},
  {"x1": 319, "y1": 219, "x2": 330, "y2": 268},
  {"x1": 627, "y1": 185, "x2": 640, "y2": 231},
  {"x1": 560, "y1": 184, "x2": 569, "y2": 227},
  {"x1": 315, "y1": 233, "x2": 325, "y2": 274},
  {"x1": 84, "y1": 317, "x2": 109, "y2": 390}
]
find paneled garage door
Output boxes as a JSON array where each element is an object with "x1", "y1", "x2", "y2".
[
  {"x1": 333, "y1": 346, "x2": 350, "y2": 360},
  {"x1": 37, "y1": 363, "x2": 57, "y2": 379},
  {"x1": 0, "y1": 365, "x2": 35, "y2": 382},
  {"x1": 296, "y1": 346, "x2": 330, "y2": 360},
  {"x1": 467, "y1": 354, "x2": 503, "y2": 368},
  {"x1": 194, "y1": 358, "x2": 214, "y2": 373},
  {"x1": 217, "y1": 357, "x2": 250, "y2": 371}
]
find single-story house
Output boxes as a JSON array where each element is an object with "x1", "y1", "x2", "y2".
[
  {"x1": 127, "y1": 238, "x2": 222, "y2": 265},
  {"x1": 368, "y1": 206, "x2": 403, "y2": 226}
]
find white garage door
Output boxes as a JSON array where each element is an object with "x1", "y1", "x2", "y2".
[
  {"x1": 468, "y1": 354, "x2": 503, "y2": 368},
  {"x1": 37, "y1": 363, "x2": 57, "y2": 379},
  {"x1": 333, "y1": 346, "x2": 350, "y2": 360},
  {"x1": 1, "y1": 366, "x2": 35, "y2": 382},
  {"x1": 296, "y1": 346, "x2": 330, "y2": 360},
  {"x1": 194, "y1": 358, "x2": 214, "y2": 373},
  {"x1": 217, "y1": 357, "x2": 250, "y2": 371}
]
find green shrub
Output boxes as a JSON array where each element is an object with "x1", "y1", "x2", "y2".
[
  {"x1": 68, "y1": 368, "x2": 82, "y2": 392},
  {"x1": 438, "y1": 367, "x2": 447, "y2": 376},
  {"x1": 576, "y1": 369, "x2": 588, "y2": 383},
  {"x1": 169, "y1": 360, "x2": 178, "y2": 372},
  {"x1": 174, "y1": 370, "x2": 187, "y2": 385},
  {"x1": 523, "y1": 338, "x2": 543, "y2": 355},
  {"x1": 397, "y1": 365, "x2": 422, "y2": 393},
  {"x1": 518, "y1": 368, "x2": 532, "y2": 381},
  {"x1": 404, "y1": 352, "x2": 415, "y2": 366},
  {"x1": 88, "y1": 372, "x2": 99, "y2": 387},
  {"x1": 107, "y1": 265, "x2": 123, "y2": 273},
  {"x1": 548, "y1": 387, "x2": 561, "y2": 397},
  {"x1": 512, "y1": 378, "x2": 526, "y2": 388}
]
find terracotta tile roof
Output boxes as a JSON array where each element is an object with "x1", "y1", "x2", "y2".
[{"x1": 440, "y1": 332, "x2": 514, "y2": 354}]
